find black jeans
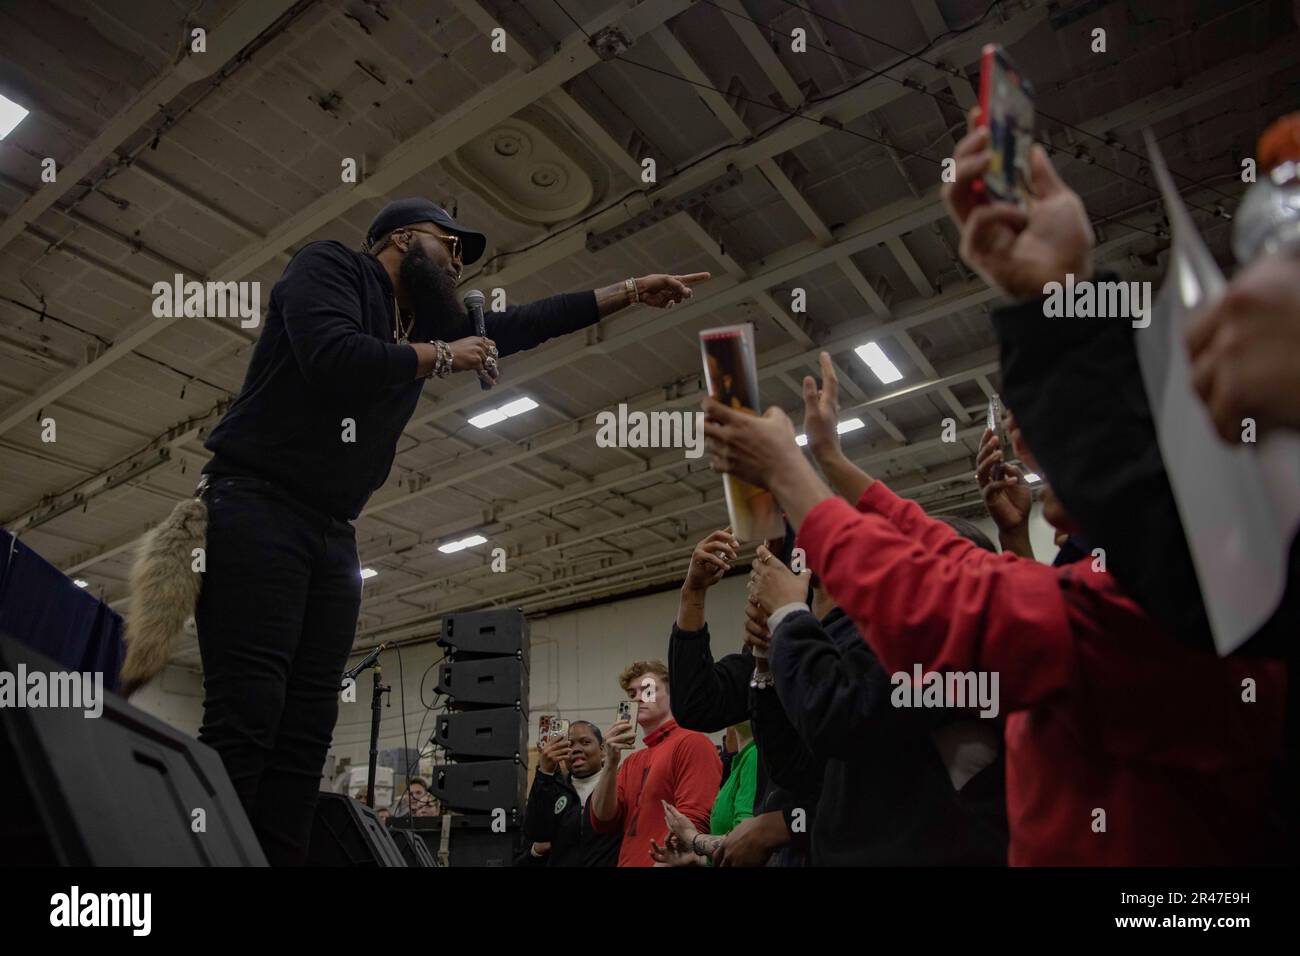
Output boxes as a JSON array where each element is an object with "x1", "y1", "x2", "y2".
[{"x1": 194, "y1": 475, "x2": 361, "y2": 866}]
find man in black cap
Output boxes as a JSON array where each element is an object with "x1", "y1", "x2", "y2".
[{"x1": 193, "y1": 197, "x2": 708, "y2": 865}]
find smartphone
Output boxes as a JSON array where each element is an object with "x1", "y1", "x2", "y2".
[
  {"x1": 538, "y1": 714, "x2": 555, "y2": 747},
  {"x1": 986, "y1": 394, "x2": 1021, "y2": 480},
  {"x1": 976, "y1": 44, "x2": 1034, "y2": 207},
  {"x1": 616, "y1": 699, "x2": 640, "y2": 744},
  {"x1": 550, "y1": 718, "x2": 570, "y2": 741}
]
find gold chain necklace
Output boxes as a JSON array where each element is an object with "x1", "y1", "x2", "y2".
[{"x1": 393, "y1": 295, "x2": 414, "y2": 344}]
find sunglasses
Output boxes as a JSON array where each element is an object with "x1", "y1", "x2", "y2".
[{"x1": 401, "y1": 227, "x2": 463, "y2": 264}]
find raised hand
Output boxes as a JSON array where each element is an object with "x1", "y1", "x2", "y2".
[
  {"x1": 702, "y1": 398, "x2": 801, "y2": 491},
  {"x1": 975, "y1": 427, "x2": 1032, "y2": 534},
  {"x1": 684, "y1": 528, "x2": 739, "y2": 592},
  {"x1": 537, "y1": 735, "x2": 570, "y2": 774},
  {"x1": 942, "y1": 106, "x2": 1094, "y2": 301},
  {"x1": 749, "y1": 544, "x2": 811, "y2": 616},
  {"x1": 802, "y1": 351, "x2": 842, "y2": 463},
  {"x1": 601, "y1": 718, "x2": 636, "y2": 769}
]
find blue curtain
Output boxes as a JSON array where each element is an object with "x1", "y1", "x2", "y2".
[{"x1": 0, "y1": 530, "x2": 125, "y2": 690}]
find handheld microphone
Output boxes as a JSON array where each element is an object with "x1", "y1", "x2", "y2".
[
  {"x1": 463, "y1": 289, "x2": 494, "y2": 391},
  {"x1": 342, "y1": 642, "x2": 391, "y2": 683}
]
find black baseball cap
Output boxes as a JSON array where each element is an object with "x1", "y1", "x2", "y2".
[{"x1": 364, "y1": 197, "x2": 487, "y2": 265}]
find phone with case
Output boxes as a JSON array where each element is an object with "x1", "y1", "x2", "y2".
[
  {"x1": 616, "y1": 699, "x2": 640, "y2": 745},
  {"x1": 975, "y1": 44, "x2": 1035, "y2": 208}
]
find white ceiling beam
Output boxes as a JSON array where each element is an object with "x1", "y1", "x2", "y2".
[
  {"x1": 675, "y1": 212, "x2": 814, "y2": 345},
  {"x1": 892, "y1": 329, "x2": 970, "y2": 422},
  {"x1": 789, "y1": 0, "x2": 850, "y2": 86},
  {"x1": 910, "y1": 0, "x2": 950, "y2": 42},
  {"x1": 714, "y1": 0, "x2": 804, "y2": 108},
  {"x1": 885, "y1": 236, "x2": 935, "y2": 298},
  {"x1": 866, "y1": 407, "x2": 907, "y2": 443},
  {"x1": 836, "y1": 259, "x2": 890, "y2": 315}
]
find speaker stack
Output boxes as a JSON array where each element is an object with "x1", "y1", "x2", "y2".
[{"x1": 428, "y1": 608, "x2": 529, "y2": 866}]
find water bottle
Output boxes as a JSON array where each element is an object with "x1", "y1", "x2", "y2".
[{"x1": 1233, "y1": 113, "x2": 1300, "y2": 263}]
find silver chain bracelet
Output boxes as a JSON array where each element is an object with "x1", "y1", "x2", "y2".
[{"x1": 427, "y1": 340, "x2": 453, "y2": 379}]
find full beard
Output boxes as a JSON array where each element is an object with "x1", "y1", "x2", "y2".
[{"x1": 400, "y1": 241, "x2": 464, "y2": 338}]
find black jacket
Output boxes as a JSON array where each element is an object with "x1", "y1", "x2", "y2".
[
  {"x1": 770, "y1": 607, "x2": 1008, "y2": 866},
  {"x1": 520, "y1": 769, "x2": 620, "y2": 867},
  {"x1": 205, "y1": 240, "x2": 600, "y2": 519}
]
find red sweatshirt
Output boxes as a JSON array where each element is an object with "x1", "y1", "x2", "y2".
[
  {"x1": 589, "y1": 719, "x2": 721, "y2": 867},
  {"x1": 798, "y1": 480, "x2": 1287, "y2": 866}
]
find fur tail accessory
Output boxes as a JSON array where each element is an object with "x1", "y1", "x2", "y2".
[{"x1": 118, "y1": 484, "x2": 208, "y2": 696}]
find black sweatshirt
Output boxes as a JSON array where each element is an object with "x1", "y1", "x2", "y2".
[
  {"x1": 667, "y1": 623, "x2": 768, "y2": 815},
  {"x1": 203, "y1": 240, "x2": 600, "y2": 520},
  {"x1": 992, "y1": 270, "x2": 1300, "y2": 660},
  {"x1": 989, "y1": 271, "x2": 1216, "y2": 651},
  {"x1": 770, "y1": 607, "x2": 1008, "y2": 866},
  {"x1": 668, "y1": 621, "x2": 823, "y2": 841},
  {"x1": 521, "y1": 769, "x2": 620, "y2": 867}
]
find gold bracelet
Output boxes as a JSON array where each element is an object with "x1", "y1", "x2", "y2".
[{"x1": 625, "y1": 276, "x2": 639, "y2": 305}]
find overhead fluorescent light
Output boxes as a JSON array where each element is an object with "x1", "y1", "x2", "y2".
[
  {"x1": 438, "y1": 533, "x2": 488, "y2": 554},
  {"x1": 73, "y1": 579, "x2": 89, "y2": 588},
  {"x1": 360, "y1": 567, "x2": 378, "y2": 580},
  {"x1": 498, "y1": 396, "x2": 538, "y2": 417},
  {"x1": 0, "y1": 93, "x2": 29, "y2": 140},
  {"x1": 468, "y1": 395, "x2": 539, "y2": 429},
  {"x1": 467, "y1": 408, "x2": 507, "y2": 429},
  {"x1": 853, "y1": 342, "x2": 903, "y2": 384},
  {"x1": 795, "y1": 417, "x2": 866, "y2": 447}
]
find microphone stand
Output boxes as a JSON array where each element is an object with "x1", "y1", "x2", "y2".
[
  {"x1": 366, "y1": 667, "x2": 390, "y2": 809},
  {"x1": 342, "y1": 646, "x2": 391, "y2": 809}
]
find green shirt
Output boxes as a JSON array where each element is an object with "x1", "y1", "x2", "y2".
[{"x1": 709, "y1": 739, "x2": 758, "y2": 836}]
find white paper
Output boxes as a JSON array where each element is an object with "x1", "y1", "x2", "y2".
[{"x1": 1136, "y1": 131, "x2": 1300, "y2": 655}]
